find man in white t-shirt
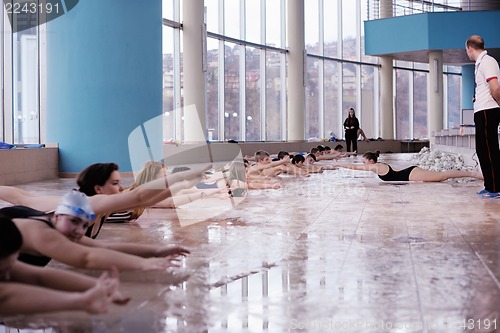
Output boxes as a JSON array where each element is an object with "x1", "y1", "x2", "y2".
[{"x1": 466, "y1": 35, "x2": 500, "y2": 198}]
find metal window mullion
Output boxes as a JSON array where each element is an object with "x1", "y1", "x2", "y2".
[
  {"x1": 173, "y1": 0, "x2": 181, "y2": 140},
  {"x1": 319, "y1": 0, "x2": 324, "y2": 56},
  {"x1": 4, "y1": 8, "x2": 12, "y2": 143},
  {"x1": 392, "y1": 66, "x2": 397, "y2": 138},
  {"x1": 409, "y1": 70, "x2": 414, "y2": 139},
  {"x1": 261, "y1": 0, "x2": 266, "y2": 46},
  {"x1": 280, "y1": 0, "x2": 286, "y2": 140},
  {"x1": 280, "y1": 52, "x2": 286, "y2": 140},
  {"x1": 260, "y1": 0, "x2": 266, "y2": 141},
  {"x1": 260, "y1": 49, "x2": 266, "y2": 141},
  {"x1": 241, "y1": 0, "x2": 245, "y2": 40},
  {"x1": 356, "y1": 65, "x2": 361, "y2": 123},
  {"x1": 217, "y1": 0, "x2": 224, "y2": 141},
  {"x1": 0, "y1": 2, "x2": 7, "y2": 142},
  {"x1": 337, "y1": 0, "x2": 343, "y2": 138},
  {"x1": 239, "y1": 44, "x2": 245, "y2": 142},
  {"x1": 318, "y1": 0, "x2": 324, "y2": 139},
  {"x1": 280, "y1": 0, "x2": 286, "y2": 48},
  {"x1": 173, "y1": 31, "x2": 181, "y2": 140},
  {"x1": 207, "y1": 32, "x2": 287, "y2": 53},
  {"x1": 218, "y1": 40, "x2": 225, "y2": 141},
  {"x1": 319, "y1": 59, "x2": 324, "y2": 139},
  {"x1": 338, "y1": 0, "x2": 342, "y2": 60},
  {"x1": 38, "y1": 22, "x2": 45, "y2": 144},
  {"x1": 10, "y1": 15, "x2": 16, "y2": 143},
  {"x1": 356, "y1": 0, "x2": 361, "y2": 62},
  {"x1": 337, "y1": 61, "x2": 343, "y2": 138},
  {"x1": 443, "y1": 74, "x2": 448, "y2": 129},
  {"x1": 0, "y1": 4, "x2": 3, "y2": 142},
  {"x1": 239, "y1": 0, "x2": 245, "y2": 141},
  {"x1": 374, "y1": 66, "x2": 380, "y2": 138}
]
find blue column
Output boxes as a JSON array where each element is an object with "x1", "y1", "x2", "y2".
[
  {"x1": 46, "y1": 0, "x2": 162, "y2": 173},
  {"x1": 461, "y1": 64, "x2": 475, "y2": 111}
]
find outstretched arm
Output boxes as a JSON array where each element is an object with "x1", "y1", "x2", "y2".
[
  {"x1": 23, "y1": 224, "x2": 178, "y2": 271},
  {"x1": 11, "y1": 261, "x2": 129, "y2": 304},
  {"x1": 335, "y1": 162, "x2": 379, "y2": 173},
  {"x1": 0, "y1": 281, "x2": 111, "y2": 315},
  {"x1": 79, "y1": 236, "x2": 190, "y2": 258},
  {"x1": 248, "y1": 156, "x2": 290, "y2": 173},
  {"x1": 89, "y1": 166, "x2": 210, "y2": 216},
  {"x1": 0, "y1": 266, "x2": 128, "y2": 315},
  {"x1": 0, "y1": 186, "x2": 61, "y2": 212}
]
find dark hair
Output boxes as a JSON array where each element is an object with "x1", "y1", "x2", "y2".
[
  {"x1": 317, "y1": 145, "x2": 326, "y2": 152},
  {"x1": 0, "y1": 217, "x2": 23, "y2": 258},
  {"x1": 277, "y1": 151, "x2": 290, "y2": 160},
  {"x1": 362, "y1": 151, "x2": 380, "y2": 163},
  {"x1": 466, "y1": 35, "x2": 484, "y2": 50},
  {"x1": 306, "y1": 153, "x2": 317, "y2": 162},
  {"x1": 310, "y1": 147, "x2": 319, "y2": 154},
  {"x1": 254, "y1": 150, "x2": 270, "y2": 162},
  {"x1": 334, "y1": 144, "x2": 344, "y2": 151},
  {"x1": 291, "y1": 154, "x2": 305, "y2": 165},
  {"x1": 324, "y1": 146, "x2": 331, "y2": 151},
  {"x1": 77, "y1": 163, "x2": 119, "y2": 196}
]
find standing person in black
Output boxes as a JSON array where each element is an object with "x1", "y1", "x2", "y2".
[
  {"x1": 466, "y1": 35, "x2": 500, "y2": 198},
  {"x1": 343, "y1": 108, "x2": 360, "y2": 152}
]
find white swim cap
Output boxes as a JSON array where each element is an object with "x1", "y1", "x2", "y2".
[{"x1": 55, "y1": 191, "x2": 95, "y2": 222}]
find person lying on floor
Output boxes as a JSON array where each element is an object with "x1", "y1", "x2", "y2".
[
  {"x1": 0, "y1": 191, "x2": 189, "y2": 271},
  {"x1": 335, "y1": 151, "x2": 483, "y2": 182},
  {"x1": 0, "y1": 162, "x2": 210, "y2": 238},
  {"x1": 0, "y1": 216, "x2": 129, "y2": 315}
]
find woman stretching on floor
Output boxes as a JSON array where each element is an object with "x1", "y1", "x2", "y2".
[
  {"x1": 1, "y1": 191, "x2": 188, "y2": 271},
  {"x1": 336, "y1": 151, "x2": 483, "y2": 182}
]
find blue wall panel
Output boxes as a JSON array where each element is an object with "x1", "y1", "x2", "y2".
[
  {"x1": 365, "y1": 11, "x2": 500, "y2": 56},
  {"x1": 46, "y1": 0, "x2": 162, "y2": 173}
]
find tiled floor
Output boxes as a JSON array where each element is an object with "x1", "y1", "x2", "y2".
[{"x1": 1, "y1": 153, "x2": 500, "y2": 333}]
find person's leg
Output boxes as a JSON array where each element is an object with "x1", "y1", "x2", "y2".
[
  {"x1": 357, "y1": 128, "x2": 368, "y2": 141},
  {"x1": 474, "y1": 110, "x2": 496, "y2": 192},
  {"x1": 484, "y1": 108, "x2": 500, "y2": 192},
  {"x1": 345, "y1": 136, "x2": 352, "y2": 152},
  {"x1": 352, "y1": 136, "x2": 358, "y2": 152},
  {"x1": 409, "y1": 167, "x2": 483, "y2": 182}
]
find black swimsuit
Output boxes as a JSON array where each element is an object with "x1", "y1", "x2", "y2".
[
  {"x1": 378, "y1": 165, "x2": 417, "y2": 182},
  {"x1": 0, "y1": 206, "x2": 54, "y2": 266}
]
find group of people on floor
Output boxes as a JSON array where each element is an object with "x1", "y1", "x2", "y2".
[{"x1": 0, "y1": 103, "x2": 490, "y2": 316}]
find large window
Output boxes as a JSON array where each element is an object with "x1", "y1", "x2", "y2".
[
  {"x1": 265, "y1": 51, "x2": 283, "y2": 141},
  {"x1": 395, "y1": 68, "x2": 410, "y2": 139},
  {"x1": 0, "y1": 2, "x2": 43, "y2": 144},
  {"x1": 305, "y1": 58, "x2": 320, "y2": 139},
  {"x1": 204, "y1": 0, "x2": 287, "y2": 142},
  {"x1": 413, "y1": 71, "x2": 428, "y2": 139},
  {"x1": 224, "y1": 43, "x2": 241, "y2": 141},
  {"x1": 160, "y1": 0, "x2": 463, "y2": 143},
  {"x1": 245, "y1": 47, "x2": 261, "y2": 141},
  {"x1": 447, "y1": 73, "x2": 461, "y2": 128},
  {"x1": 324, "y1": 61, "x2": 340, "y2": 138}
]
